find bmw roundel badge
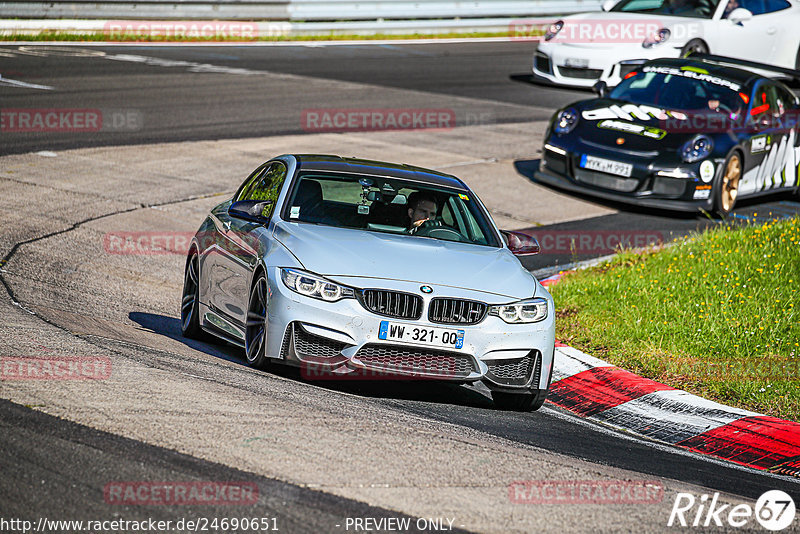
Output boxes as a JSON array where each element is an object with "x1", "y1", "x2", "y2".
[{"x1": 420, "y1": 285, "x2": 433, "y2": 294}]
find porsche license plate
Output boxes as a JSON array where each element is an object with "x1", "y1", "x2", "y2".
[
  {"x1": 580, "y1": 155, "x2": 633, "y2": 177},
  {"x1": 564, "y1": 57, "x2": 589, "y2": 68},
  {"x1": 378, "y1": 321, "x2": 464, "y2": 349}
]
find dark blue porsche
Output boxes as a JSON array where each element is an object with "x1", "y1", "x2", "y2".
[{"x1": 535, "y1": 55, "x2": 800, "y2": 216}]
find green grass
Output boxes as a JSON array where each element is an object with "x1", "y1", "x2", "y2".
[
  {"x1": 0, "y1": 30, "x2": 516, "y2": 42},
  {"x1": 550, "y1": 216, "x2": 800, "y2": 421}
]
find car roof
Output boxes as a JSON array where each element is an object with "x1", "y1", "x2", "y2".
[
  {"x1": 292, "y1": 154, "x2": 468, "y2": 190},
  {"x1": 643, "y1": 57, "x2": 761, "y2": 88}
]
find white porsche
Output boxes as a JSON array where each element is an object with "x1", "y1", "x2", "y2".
[{"x1": 533, "y1": 0, "x2": 800, "y2": 88}]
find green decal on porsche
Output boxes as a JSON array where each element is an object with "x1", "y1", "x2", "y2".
[
  {"x1": 681, "y1": 66, "x2": 709, "y2": 74},
  {"x1": 597, "y1": 119, "x2": 666, "y2": 140}
]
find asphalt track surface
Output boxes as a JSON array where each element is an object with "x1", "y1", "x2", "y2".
[
  {"x1": 0, "y1": 42, "x2": 570, "y2": 155},
  {"x1": 2, "y1": 41, "x2": 800, "y2": 531},
  {"x1": 0, "y1": 399, "x2": 444, "y2": 533}
]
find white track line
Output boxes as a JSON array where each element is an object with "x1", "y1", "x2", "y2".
[{"x1": 0, "y1": 75, "x2": 53, "y2": 90}]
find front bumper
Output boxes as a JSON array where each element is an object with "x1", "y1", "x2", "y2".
[
  {"x1": 534, "y1": 163, "x2": 713, "y2": 213},
  {"x1": 264, "y1": 268, "x2": 555, "y2": 392},
  {"x1": 533, "y1": 43, "x2": 683, "y2": 88},
  {"x1": 535, "y1": 142, "x2": 720, "y2": 212}
]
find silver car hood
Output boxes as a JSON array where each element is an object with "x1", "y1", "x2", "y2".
[{"x1": 273, "y1": 221, "x2": 538, "y2": 300}]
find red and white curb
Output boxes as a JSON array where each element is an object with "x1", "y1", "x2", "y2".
[{"x1": 540, "y1": 273, "x2": 800, "y2": 478}]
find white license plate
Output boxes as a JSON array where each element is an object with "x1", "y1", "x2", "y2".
[
  {"x1": 378, "y1": 321, "x2": 464, "y2": 350},
  {"x1": 564, "y1": 57, "x2": 589, "y2": 68},
  {"x1": 580, "y1": 155, "x2": 633, "y2": 177}
]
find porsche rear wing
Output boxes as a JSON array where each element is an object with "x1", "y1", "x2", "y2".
[{"x1": 688, "y1": 53, "x2": 800, "y2": 85}]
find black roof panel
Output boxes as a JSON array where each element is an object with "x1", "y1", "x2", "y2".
[{"x1": 292, "y1": 154, "x2": 468, "y2": 190}]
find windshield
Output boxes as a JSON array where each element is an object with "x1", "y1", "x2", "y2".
[
  {"x1": 609, "y1": 67, "x2": 747, "y2": 115},
  {"x1": 610, "y1": 0, "x2": 720, "y2": 18},
  {"x1": 282, "y1": 172, "x2": 501, "y2": 247}
]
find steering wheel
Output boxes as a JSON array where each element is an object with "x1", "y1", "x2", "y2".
[
  {"x1": 412, "y1": 219, "x2": 465, "y2": 242},
  {"x1": 715, "y1": 102, "x2": 734, "y2": 114}
]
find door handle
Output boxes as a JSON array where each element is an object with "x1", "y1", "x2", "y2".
[{"x1": 766, "y1": 27, "x2": 777, "y2": 34}]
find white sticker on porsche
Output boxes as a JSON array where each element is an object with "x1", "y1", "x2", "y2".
[
  {"x1": 582, "y1": 104, "x2": 686, "y2": 122},
  {"x1": 751, "y1": 136, "x2": 770, "y2": 154},
  {"x1": 642, "y1": 65, "x2": 742, "y2": 92},
  {"x1": 740, "y1": 129, "x2": 800, "y2": 195}
]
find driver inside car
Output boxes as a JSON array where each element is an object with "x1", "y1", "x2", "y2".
[{"x1": 406, "y1": 191, "x2": 439, "y2": 233}]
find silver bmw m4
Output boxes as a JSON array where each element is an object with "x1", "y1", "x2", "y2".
[{"x1": 181, "y1": 154, "x2": 555, "y2": 411}]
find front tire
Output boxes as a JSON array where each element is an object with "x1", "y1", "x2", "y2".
[
  {"x1": 714, "y1": 152, "x2": 742, "y2": 218},
  {"x1": 181, "y1": 251, "x2": 206, "y2": 340},
  {"x1": 681, "y1": 39, "x2": 709, "y2": 58},
  {"x1": 245, "y1": 271, "x2": 270, "y2": 370}
]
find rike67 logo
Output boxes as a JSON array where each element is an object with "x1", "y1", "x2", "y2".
[{"x1": 668, "y1": 490, "x2": 796, "y2": 531}]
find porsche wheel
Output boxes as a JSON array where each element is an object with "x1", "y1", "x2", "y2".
[
  {"x1": 681, "y1": 39, "x2": 709, "y2": 58},
  {"x1": 181, "y1": 251, "x2": 205, "y2": 340},
  {"x1": 714, "y1": 152, "x2": 741, "y2": 217},
  {"x1": 245, "y1": 271, "x2": 270, "y2": 369}
]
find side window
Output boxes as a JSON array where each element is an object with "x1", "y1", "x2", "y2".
[
  {"x1": 234, "y1": 163, "x2": 269, "y2": 202},
  {"x1": 763, "y1": 85, "x2": 782, "y2": 119},
  {"x1": 749, "y1": 84, "x2": 772, "y2": 119},
  {"x1": 763, "y1": 0, "x2": 790, "y2": 12},
  {"x1": 616, "y1": 0, "x2": 664, "y2": 11},
  {"x1": 441, "y1": 202, "x2": 455, "y2": 226},
  {"x1": 749, "y1": 83, "x2": 789, "y2": 131},
  {"x1": 446, "y1": 197, "x2": 467, "y2": 235},
  {"x1": 775, "y1": 86, "x2": 797, "y2": 113},
  {"x1": 241, "y1": 162, "x2": 288, "y2": 219},
  {"x1": 739, "y1": 0, "x2": 766, "y2": 15},
  {"x1": 455, "y1": 198, "x2": 489, "y2": 245}
]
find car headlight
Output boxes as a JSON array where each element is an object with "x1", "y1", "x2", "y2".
[
  {"x1": 554, "y1": 108, "x2": 578, "y2": 134},
  {"x1": 642, "y1": 28, "x2": 670, "y2": 48},
  {"x1": 488, "y1": 298, "x2": 548, "y2": 324},
  {"x1": 681, "y1": 135, "x2": 713, "y2": 163},
  {"x1": 280, "y1": 268, "x2": 355, "y2": 302},
  {"x1": 544, "y1": 20, "x2": 564, "y2": 41}
]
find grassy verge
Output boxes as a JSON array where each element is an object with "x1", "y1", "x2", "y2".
[
  {"x1": 550, "y1": 216, "x2": 800, "y2": 421},
  {"x1": 0, "y1": 30, "x2": 518, "y2": 42}
]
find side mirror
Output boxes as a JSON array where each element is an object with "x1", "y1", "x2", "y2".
[
  {"x1": 228, "y1": 200, "x2": 273, "y2": 224},
  {"x1": 728, "y1": 7, "x2": 753, "y2": 24},
  {"x1": 592, "y1": 80, "x2": 609, "y2": 98},
  {"x1": 501, "y1": 230, "x2": 540, "y2": 256},
  {"x1": 601, "y1": 0, "x2": 617, "y2": 11}
]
